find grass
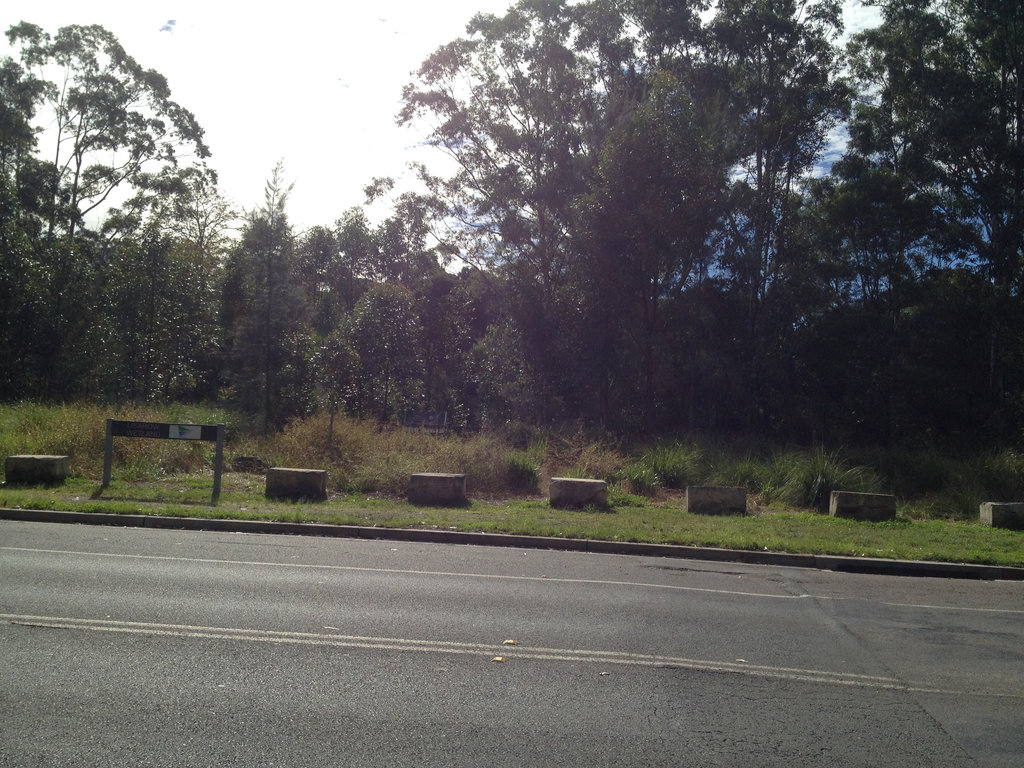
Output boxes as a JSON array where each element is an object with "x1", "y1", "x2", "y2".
[
  {"x1": 1, "y1": 475, "x2": 1021, "y2": 569},
  {"x1": 1, "y1": 402, "x2": 1023, "y2": 568}
]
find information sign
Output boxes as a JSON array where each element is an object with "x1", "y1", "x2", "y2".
[
  {"x1": 102, "y1": 418, "x2": 225, "y2": 502},
  {"x1": 109, "y1": 421, "x2": 218, "y2": 441}
]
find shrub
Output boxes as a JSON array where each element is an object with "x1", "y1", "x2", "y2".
[
  {"x1": 915, "y1": 450, "x2": 1024, "y2": 521},
  {"x1": 544, "y1": 427, "x2": 625, "y2": 482}
]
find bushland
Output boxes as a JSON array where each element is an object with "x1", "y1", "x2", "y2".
[{"x1": 3, "y1": 402, "x2": 1023, "y2": 521}]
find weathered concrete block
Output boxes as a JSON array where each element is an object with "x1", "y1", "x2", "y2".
[
  {"x1": 265, "y1": 467, "x2": 327, "y2": 501},
  {"x1": 980, "y1": 502, "x2": 1024, "y2": 530},
  {"x1": 686, "y1": 486, "x2": 746, "y2": 515},
  {"x1": 4, "y1": 455, "x2": 70, "y2": 485},
  {"x1": 829, "y1": 491, "x2": 896, "y2": 522},
  {"x1": 549, "y1": 477, "x2": 608, "y2": 509},
  {"x1": 408, "y1": 473, "x2": 467, "y2": 505}
]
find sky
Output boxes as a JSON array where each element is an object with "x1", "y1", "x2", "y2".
[{"x1": 3, "y1": 1, "x2": 881, "y2": 233}]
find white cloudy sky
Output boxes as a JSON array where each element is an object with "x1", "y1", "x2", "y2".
[{"x1": 3, "y1": 1, "x2": 880, "y2": 232}]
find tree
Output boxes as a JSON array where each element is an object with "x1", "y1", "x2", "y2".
[
  {"x1": 295, "y1": 225, "x2": 344, "y2": 337},
  {"x1": 848, "y1": 0, "x2": 1024, "y2": 428},
  {"x1": 363, "y1": 178, "x2": 451, "y2": 287},
  {"x1": 349, "y1": 283, "x2": 423, "y2": 422},
  {"x1": 332, "y1": 207, "x2": 375, "y2": 310},
  {"x1": 5, "y1": 22, "x2": 209, "y2": 248},
  {"x1": 707, "y1": 0, "x2": 851, "y2": 432},
  {"x1": 580, "y1": 69, "x2": 730, "y2": 431},
  {"x1": 400, "y1": 0, "x2": 640, "y2": 423},
  {"x1": 0, "y1": 171, "x2": 36, "y2": 398},
  {"x1": 400, "y1": 1, "x2": 603, "y2": 277},
  {"x1": 222, "y1": 163, "x2": 306, "y2": 430},
  {"x1": 0, "y1": 55, "x2": 44, "y2": 179},
  {"x1": 313, "y1": 322, "x2": 360, "y2": 444},
  {"x1": 97, "y1": 226, "x2": 216, "y2": 401},
  {"x1": 0, "y1": 22, "x2": 213, "y2": 400}
]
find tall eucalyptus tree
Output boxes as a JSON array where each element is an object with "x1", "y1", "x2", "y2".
[
  {"x1": 707, "y1": 0, "x2": 851, "y2": 432},
  {"x1": 847, "y1": 0, "x2": 1024, "y2": 422}
]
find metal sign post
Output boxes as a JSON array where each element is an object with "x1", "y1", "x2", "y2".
[{"x1": 102, "y1": 419, "x2": 226, "y2": 503}]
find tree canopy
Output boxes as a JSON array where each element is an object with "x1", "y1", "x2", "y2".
[{"x1": 2, "y1": 2, "x2": 1023, "y2": 449}]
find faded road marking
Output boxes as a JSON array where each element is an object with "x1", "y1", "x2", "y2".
[{"x1": 3, "y1": 612, "x2": 1018, "y2": 699}]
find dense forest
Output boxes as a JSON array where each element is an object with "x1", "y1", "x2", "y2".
[{"x1": 1, "y1": 0, "x2": 1022, "y2": 448}]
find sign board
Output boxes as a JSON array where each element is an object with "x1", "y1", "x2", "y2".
[
  {"x1": 102, "y1": 418, "x2": 225, "y2": 503},
  {"x1": 109, "y1": 420, "x2": 219, "y2": 441},
  {"x1": 405, "y1": 411, "x2": 448, "y2": 434}
]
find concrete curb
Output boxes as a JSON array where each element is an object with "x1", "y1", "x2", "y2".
[{"x1": 2, "y1": 507, "x2": 1022, "y2": 581}]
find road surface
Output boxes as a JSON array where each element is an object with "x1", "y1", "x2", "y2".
[{"x1": 2, "y1": 520, "x2": 1022, "y2": 766}]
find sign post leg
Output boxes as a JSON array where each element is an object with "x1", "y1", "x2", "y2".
[
  {"x1": 212, "y1": 424, "x2": 225, "y2": 504},
  {"x1": 102, "y1": 418, "x2": 113, "y2": 487}
]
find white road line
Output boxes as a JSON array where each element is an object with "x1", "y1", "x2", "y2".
[
  {"x1": 3, "y1": 611, "x2": 991, "y2": 696},
  {"x1": 3, "y1": 545, "x2": 1023, "y2": 614}
]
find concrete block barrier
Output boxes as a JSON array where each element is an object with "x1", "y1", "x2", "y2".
[
  {"x1": 4, "y1": 455, "x2": 70, "y2": 485},
  {"x1": 980, "y1": 502, "x2": 1024, "y2": 530},
  {"x1": 829, "y1": 491, "x2": 896, "y2": 522},
  {"x1": 265, "y1": 467, "x2": 328, "y2": 501},
  {"x1": 549, "y1": 477, "x2": 608, "y2": 509},
  {"x1": 408, "y1": 473, "x2": 467, "y2": 505},
  {"x1": 686, "y1": 486, "x2": 746, "y2": 515}
]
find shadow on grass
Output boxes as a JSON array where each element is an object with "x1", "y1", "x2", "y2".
[
  {"x1": 408, "y1": 498, "x2": 474, "y2": 510},
  {"x1": 90, "y1": 483, "x2": 218, "y2": 507}
]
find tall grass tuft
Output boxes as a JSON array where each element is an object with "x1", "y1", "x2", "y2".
[
  {"x1": 620, "y1": 461, "x2": 660, "y2": 496},
  {"x1": 857, "y1": 448, "x2": 951, "y2": 498},
  {"x1": 640, "y1": 442, "x2": 704, "y2": 489},
  {"x1": 774, "y1": 448, "x2": 883, "y2": 511},
  {"x1": 706, "y1": 453, "x2": 772, "y2": 492},
  {"x1": 260, "y1": 413, "x2": 543, "y2": 495},
  {"x1": 915, "y1": 450, "x2": 1024, "y2": 520},
  {"x1": 506, "y1": 440, "x2": 545, "y2": 493}
]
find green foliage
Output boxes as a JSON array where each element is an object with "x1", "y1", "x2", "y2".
[
  {"x1": 5, "y1": 22, "x2": 209, "y2": 245},
  {"x1": 349, "y1": 283, "x2": 424, "y2": 422},
  {"x1": 608, "y1": 488, "x2": 648, "y2": 508},
  {"x1": 641, "y1": 443, "x2": 705, "y2": 489},
  {"x1": 545, "y1": 427, "x2": 626, "y2": 482},
  {"x1": 505, "y1": 443, "x2": 543, "y2": 493},
  {"x1": 912, "y1": 451, "x2": 1024, "y2": 521},
  {"x1": 620, "y1": 462, "x2": 660, "y2": 496},
  {"x1": 854, "y1": 448, "x2": 951, "y2": 499},
  {"x1": 221, "y1": 163, "x2": 308, "y2": 430},
  {"x1": 706, "y1": 452, "x2": 774, "y2": 492},
  {"x1": 3, "y1": 3, "x2": 1024, "y2": 451},
  {"x1": 4, "y1": 403, "x2": 1024, "y2": 545},
  {"x1": 774, "y1": 448, "x2": 883, "y2": 512}
]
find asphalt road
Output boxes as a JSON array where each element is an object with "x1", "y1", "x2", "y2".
[{"x1": 1, "y1": 520, "x2": 1022, "y2": 767}]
